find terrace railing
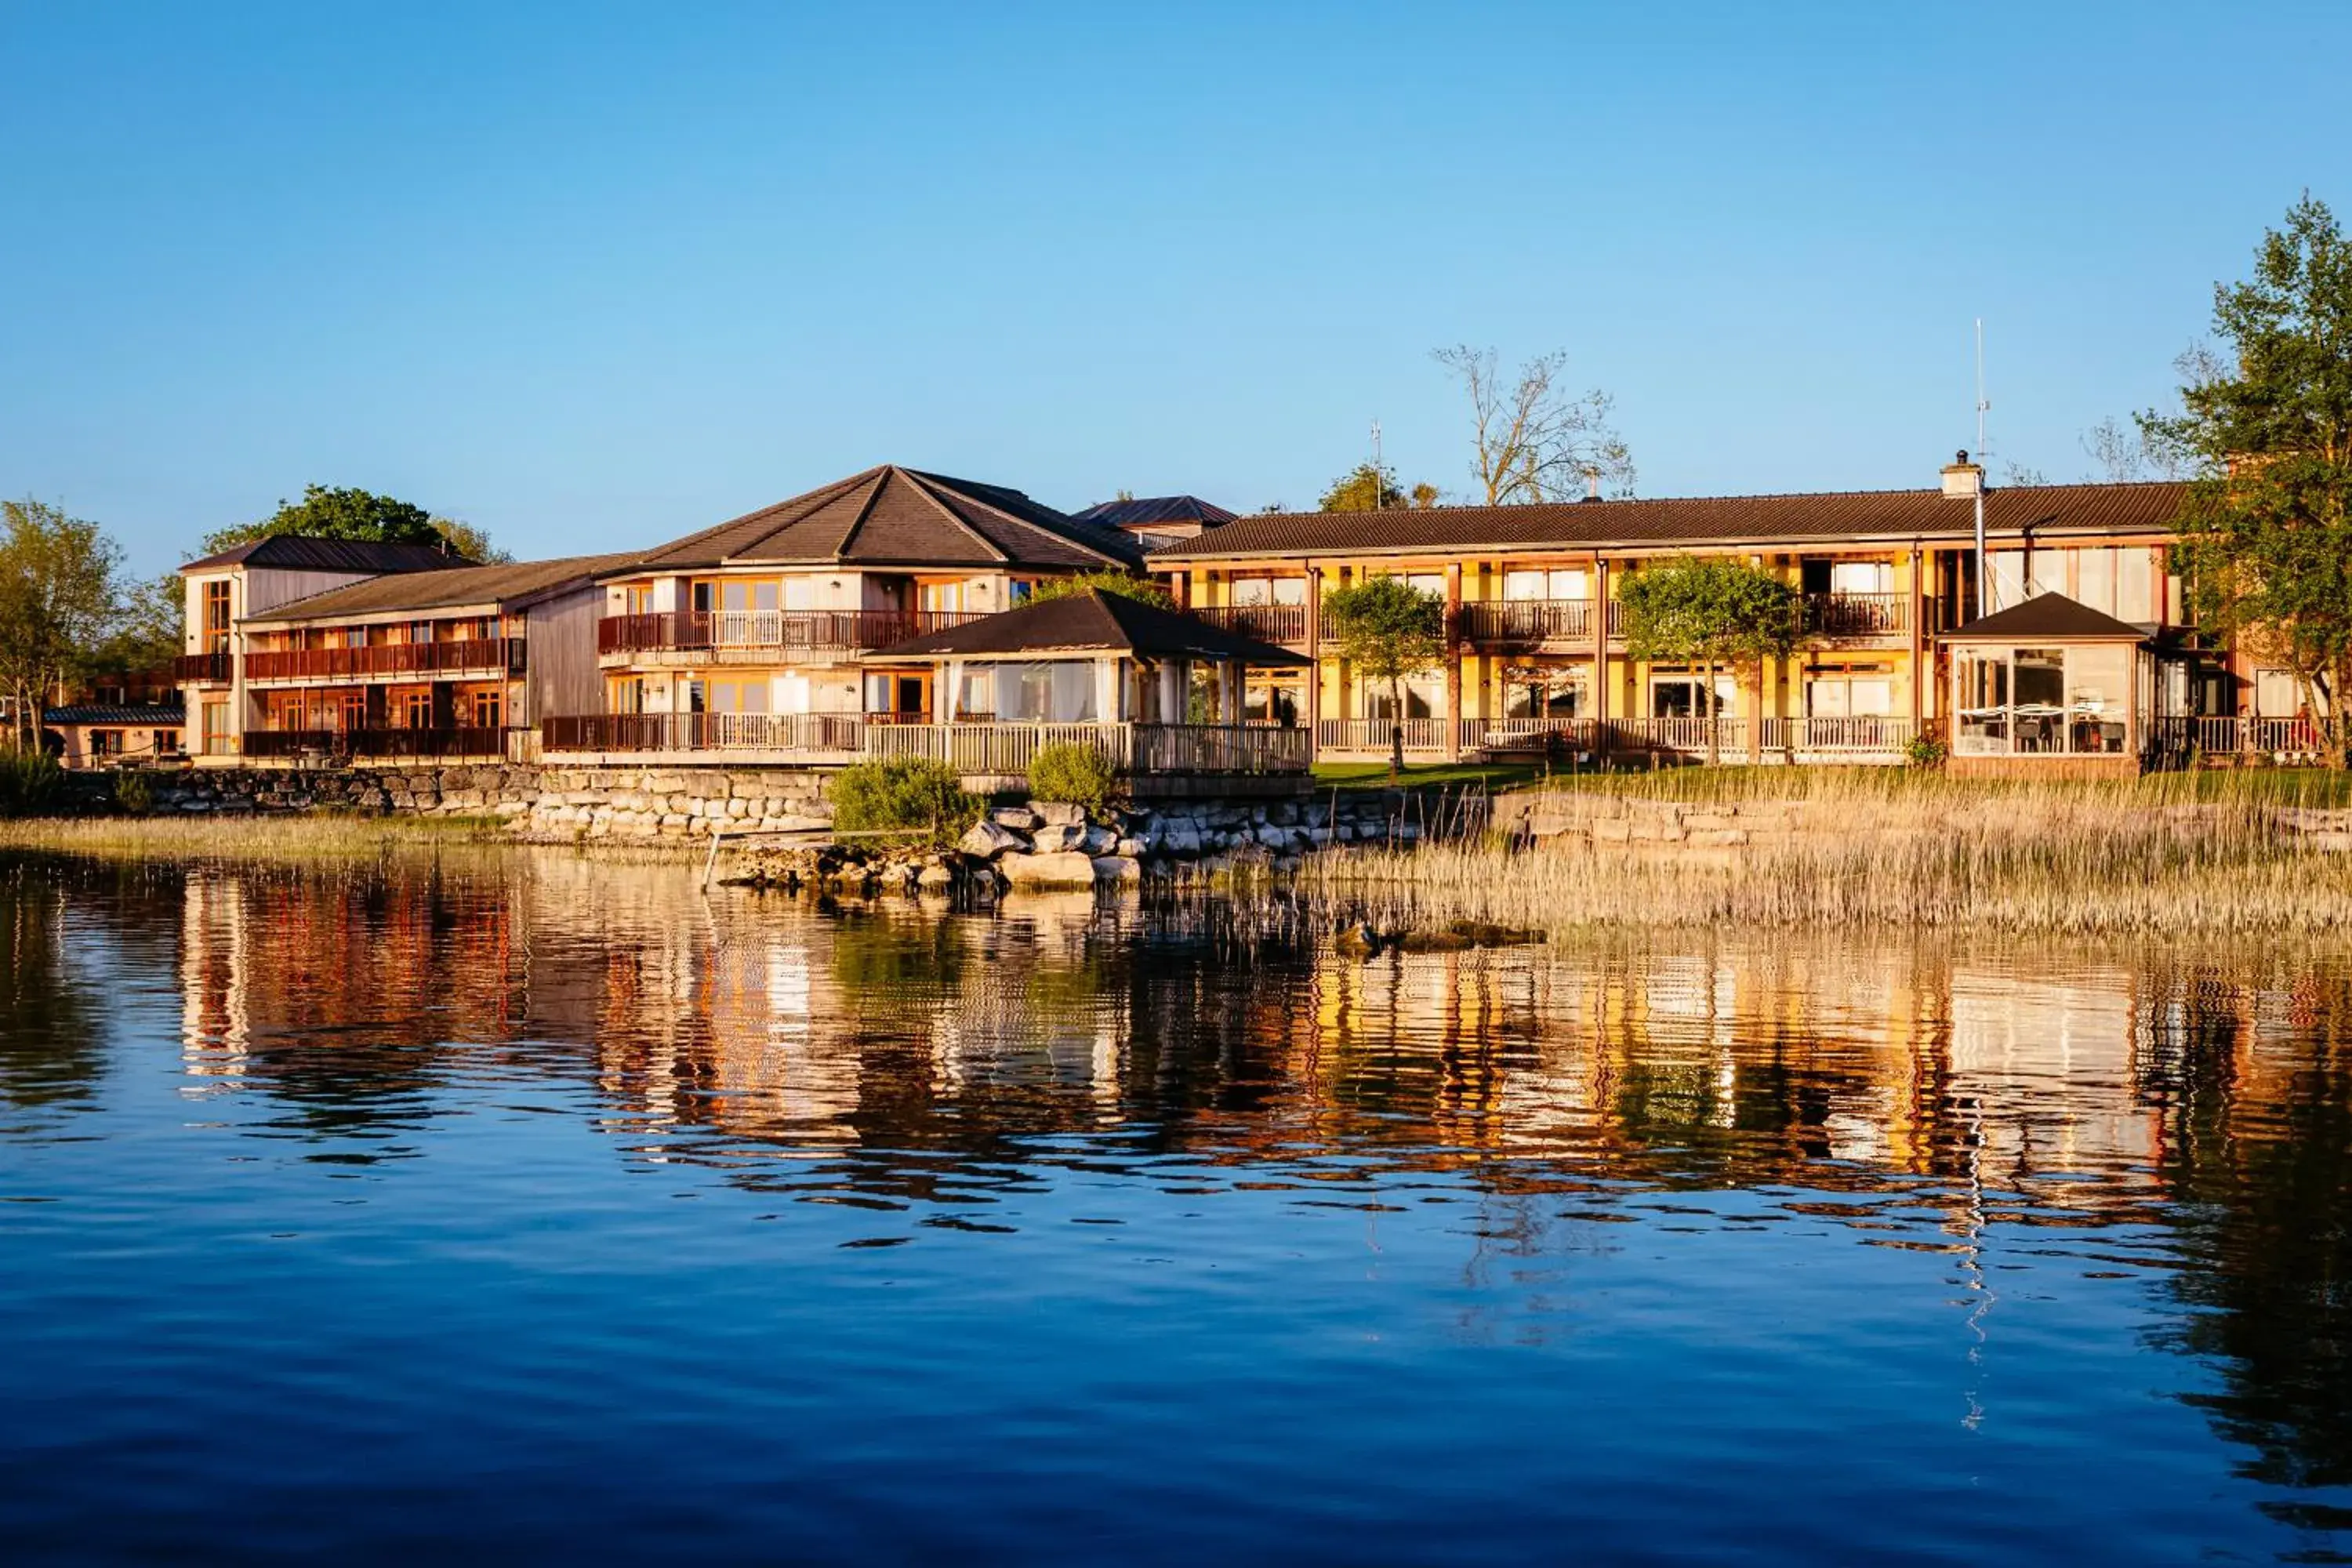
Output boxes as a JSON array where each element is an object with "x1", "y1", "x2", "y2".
[
  {"x1": 539, "y1": 716, "x2": 1312, "y2": 775},
  {"x1": 242, "y1": 640, "x2": 522, "y2": 682},
  {"x1": 1457, "y1": 599, "x2": 1594, "y2": 646},
  {"x1": 596, "y1": 609, "x2": 979, "y2": 656},
  {"x1": 1799, "y1": 591, "x2": 1908, "y2": 638},
  {"x1": 171, "y1": 650, "x2": 231, "y2": 683},
  {"x1": 2153, "y1": 715, "x2": 2331, "y2": 760},
  {"x1": 539, "y1": 713, "x2": 867, "y2": 755},
  {"x1": 1189, "y1": 603, "x2": 1313, "y2": 646},
  {"x1": 242, "y1": 727, "x2": 523, "y2": 760},
  {"x1": 1316, "y1": 717, "x2": 1453, "y2": 755}
]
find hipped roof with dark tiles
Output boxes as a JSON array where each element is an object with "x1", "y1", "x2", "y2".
[
  {"x1": 1149, "y1": 481, "x2": 2192, "y2": 561},
  {"x1": 179, "y1": 535, "x2": 473, "y2": 575},
  {"x1": 1942, "y1": 592, "x2": 2151, "y2": 642},
  {"x1": 866, "y1": 589, "x2": 1312, "y2": 665},
  {"x1": 631, "y1": 465, "x2": 1142, "y2": 572},
  {"x1": 242, "y1": 552, "x2": 643, "y2": 624},
  {"x1": 1071, "y1": 495, "x2": 1240, "y2": 529}
]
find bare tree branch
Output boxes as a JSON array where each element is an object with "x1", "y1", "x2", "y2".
[{"x1": 1432, "y1": 345, "x2": 1635, "y2": 504}]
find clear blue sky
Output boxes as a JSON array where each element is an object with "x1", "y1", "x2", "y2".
[{"x1": 4, "y1": 1, "x2": 2347, "y2": 573}]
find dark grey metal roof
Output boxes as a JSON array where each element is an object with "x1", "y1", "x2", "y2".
[
  {"x1": 1071, "y1": 495, "x2": 1239, "y2": 529},
  {"x1": 242, "y1": 552, "x2": 642, "y2": 624},
  {"x1": 179, "y1": 535, "x2": 473, "y2": 574}
]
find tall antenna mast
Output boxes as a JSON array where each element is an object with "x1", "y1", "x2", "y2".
[
  {"x1": 1974, "y1": 319, "x2": 1991, "y2": 611},
  {"x1": 1370, "y1": 418, "x2": 1383, "y2": 506}
]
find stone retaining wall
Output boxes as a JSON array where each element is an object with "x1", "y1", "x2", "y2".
[{"x1": 94, "y1": 764, "x2": 1433, "y2": 858}]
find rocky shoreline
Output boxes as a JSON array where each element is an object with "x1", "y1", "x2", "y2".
[{"x1": 720, "y1": 796, "x2": 1426, "y2": 895}]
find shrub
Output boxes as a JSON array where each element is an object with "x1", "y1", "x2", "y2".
[
  {"x1": 1027, "y1": 741, "x2": 1118, "y2": 815},
  {"x1": 1904, "y1": 734, "x2": 1950, "y2": 770},
  {"x1": 0, "y1": 750, "x2": 65, "y2": 818},
  {"x1": 112, "y1": 769, "x2": 154, "y2": 817},
  {"x1": 829, "y1": 757, "x2": 982, "y2": 848}
]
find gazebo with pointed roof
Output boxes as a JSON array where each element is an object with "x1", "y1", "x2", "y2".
[{"x1": 862, "y1": 587, "x2": 1308, "y2": 746}]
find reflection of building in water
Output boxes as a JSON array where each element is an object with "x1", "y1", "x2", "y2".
[
  {"x1": 161, "y1": 855, "x2": 2198, "y2": 1218},
  {"x1": 179, "y1": 873, "x2": 252, "y2": 1083}
]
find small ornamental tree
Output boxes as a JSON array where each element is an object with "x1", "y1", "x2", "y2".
[
  {"x1": 1319, "y1": 575, "x2": 1446, "y2": 777},
  {"x1": 1618, "y1": 559, "x2": 1798, "y2": 766},
  {"x1": 1025, "y1": 571, "x2": 1172, "y2": 608},
  {"x1": 2146, "y1": 194, "x2": 2352, "y2": 768}
]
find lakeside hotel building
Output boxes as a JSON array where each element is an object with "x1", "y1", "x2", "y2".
[{"x1": 164, "y1": 457, "x2": 2303, "y2": 783}]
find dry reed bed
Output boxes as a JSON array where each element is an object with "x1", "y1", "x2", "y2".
[
  {"x1": 1308, "y1": 776, "x2": 2352, "y2": 935},
  {"x1": 0, "y1": 814, "x2": 520, "y2": 866}
]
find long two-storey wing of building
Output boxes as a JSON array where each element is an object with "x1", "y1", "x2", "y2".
[{"x1": 1146, "y1": 472, "x2": 2221, "y2": 767}]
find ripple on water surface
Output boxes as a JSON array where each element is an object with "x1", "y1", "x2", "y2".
[{"x1": 0, "y1": 851, "x2": 2347, "y2": 1564}]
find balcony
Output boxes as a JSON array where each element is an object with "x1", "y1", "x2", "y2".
[
  {"x1": 1189, "y1": 603, "x2": 1312, "y2": 647},
  {"x1": 539, "y1": 715, "x2": 1312, "y2": 776},
  {"x1": 1799, "y1": 591, "x2": 1908, "y2": 638},
  {"x1": 1458, "y1": 598, "x2": 1594, "y2": 647},
  {"x1": 596, "y1": 609, "x2": 979, "y2": 658},
  {"x1": 172, "y1": 650, "x2": 230, "y2": 683},
  {"x1": 242, "y1": 727, "x2": 526, "y2": 761},
  {"x1": 543, "y1": 712, "x2": 868, "y2": 757},
  {"x1": 242, "y1": 639, "x2": 524, "y2": 684}
]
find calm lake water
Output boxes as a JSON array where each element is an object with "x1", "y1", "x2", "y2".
[{"x1": 2, "y1": 849, "x2": 2349, "y2": 1565}]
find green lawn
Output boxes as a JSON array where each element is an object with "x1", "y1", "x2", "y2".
[
  {"x1": 1310, "y1": 760, "x2": 1555, "y2": 794},
  {"x1": 1308, "y1": 759, "x2": 2352, "y2": 804}
]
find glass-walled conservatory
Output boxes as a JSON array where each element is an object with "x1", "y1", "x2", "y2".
[{"x1": 1944, "y1": 593, "x2": 2163, "y2": 764}]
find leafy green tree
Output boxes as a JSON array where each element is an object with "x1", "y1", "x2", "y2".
[
  {"x1": 93, "y1": 571, "x2": 186, "y2": 679},
  {"x1": 200, "y1": 484, "x2": 490, "y2": 560},
  {"x1": 1618, "y1": 558, "x2": 1798, "y2": 765},
  {"x1": 0, "y1": 499, "x2": 126, "y2": 747},
  {"x1": 427, "y1": 515, "x2": 512, "y2": 564},
  {"x1": 1317, "y1": 463, "x2": 1439, "y2": 514},
  {"x1": 2145, "y1": 194, "x2": 2352, "y2": 767},
  {"x1": 1320, "y1": 575, "x2": 1446, "y2": 776},
  {"x1": 1025, "y1": 570, "x2": 1171, "y2": 608}
]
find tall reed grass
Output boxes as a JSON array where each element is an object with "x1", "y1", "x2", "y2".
[
  {"x1": 0, "y1": 814, "x2": 514, "y2": 865},
  {"x1": 1305, "y1": 771, "x2": 2352, "y2": 935}
]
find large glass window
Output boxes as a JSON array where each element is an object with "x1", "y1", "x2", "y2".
[
  {"x1": 1243, "y1": 670, "x2": 1305, "y2": 726},
  {"x1": 2116, "y1": 549, "x2": 2154, "y2": 622},
  {"x1": 1502, "y1": 666, "x2": 1587, "y2": 719},
  {"x1": 989, "y1": 662, "x2": 1097, "y2": 722},
  {"x1": 1502, "y1": 568, "x2": 1587, "y2": 601},
  {"x1": 1954, "y1": 644, "x2": 2141, "y2": 755},
  {"x1": 1361, "y1": 673, "x2": 1443, "y2": 721}
]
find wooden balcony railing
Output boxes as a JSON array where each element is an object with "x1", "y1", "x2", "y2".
[
  {"x1": 1458, "y1": 598, "x2": 1594, "y2": 645},
  {"x1": 241, "y1": 640, "x2": 523, "y2": 682},
  {"x1": 241, "y1": 728, "x2": 525, "y2": 760},
  {"x1": 1799, "y1": 591, "x2": 1908, "y2": 637},
  {"x1": 1321, "y1": 715, "x2": 1922, "y2": 760},
  {"x1": 1190, "y1": 603, "x2": 1312, "y2": 646},
  {"x1": 1316, "y1": 717, "x2": 1454, "y2": 754},
  {"x1": 2153, "y1": 715, "x2": 2329, "y2": 759},
  {"x1": 541, "y1": 713, "x2": 868, "y2": 754},
  {"x1": 596, "y1": 609, "x2": 979, "y2": 656},
  {"x1": 172, "y1": 651, "x2": 231, "y2": 683},
  {"x1": 539, "y1": 716, "x2": 1312, "y2": 775}
]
